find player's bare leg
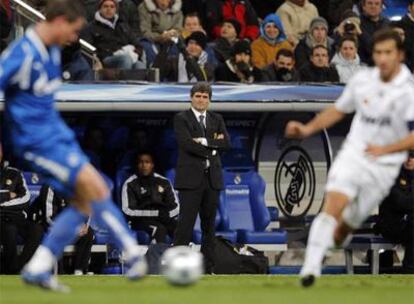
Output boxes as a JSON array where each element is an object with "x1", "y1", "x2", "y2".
[{"x1": 300, "y1": 191, "x2": 350, "y2": 287}]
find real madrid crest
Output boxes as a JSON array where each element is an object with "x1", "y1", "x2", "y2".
[
  {"x1": 234, "y1": 175, "x2": 241, "y2": 185},
  {"x1": 158, "y1": 185, "x2": 164, "y2": 193},
  {"x1": 6, "y1": 179, "x2": 12, "y2": 186}
]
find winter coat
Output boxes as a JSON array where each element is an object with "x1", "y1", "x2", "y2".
[
  {"x1": 331, "y1": 52, "x2": 363, "y2": 83},
  {"x1": 81, "y1": 12, "x2": 142, "y2": 61},
  {"x1": 276, "y1": 0, "x2": 319, "y2": 44},
  {"x1": 206, "y1": 0, "x2": 259, "y2": 41},
  {"x1": 251, "y1": 14, "x2": 292, "y2": 69},
  {"x1": 294, "y1": 35, "x2": 336, "y2": 69},
  {"x1": 213, "y1": 37, "x2": 238, "y2": 63},
  {"x1": 359, "y1": 14, "x2": 390, "y2": 65},
  {"x1": 298, "y1": 63, "x2": 339, "y2": 83},
  {"x1": 138, "y1": 0, "x2": 183, "y2": 41}
]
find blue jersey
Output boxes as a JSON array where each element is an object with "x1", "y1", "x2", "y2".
[
  {"x1": 0, "y1": 27, "x2": 75, "y2": 153},
  {"x1": 0, "y1": 28, "x2": 87, "y2": 197}
]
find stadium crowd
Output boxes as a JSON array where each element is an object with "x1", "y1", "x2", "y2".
[{"x1": 1, "y1": 0, "x2": 413, "y2": 82}]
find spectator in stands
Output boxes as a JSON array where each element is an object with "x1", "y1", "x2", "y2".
[
  {"x1": 85, "y1": 0, "x2": 142, "y2": 39},
  {"x1": 332, "y1": 10, "x2": 362, "y2": 44},
  {"x1": 375, "y1": 152, "x2": 414, "y2": 274},
  {"x1": 29, "y1": 185, "x2": 94, "y2": 275},
  {"x1": 213, "y1": 19, "x2": 241, "y2": 64},
  {"x1": 62, "y1": 42, "x2": 95, "y2": 82},
  {"x1": 206, "y1": 0, "x2": 259, "y2": 41},
  {"x1": 251, "y1": 13, "x2": 292, "y2": 69},
  {"x1": 138, "y1": 0, "x2": 183, "y2": 43},
  {"x1": 359, "y1": 0, "x2": 390, "y2": 65},
  {"x1": 400, "y1": 1, "x2": 414, "y2": 71},
  {"x1": 153, "y1": 31, "x2": 214, "y2": 82},
  {"x1": 331, "y1": 36, "x2": 363, "y2": 83},
  {"x1": 0, "y1": 0, "x2": 12, "y2": 53},
  {"x1": 390, "y1": 21, "x2": 406, "y2": 43},
  {"x1": 215, "y1": 40, "x2": 262, "y2": 83},
  {"x1": 181, "y1": 0, "x2": 208, "y2": 32},
  {"x1": 295, "y1": 17, "x2": 335, "y2": 69},
  {"x1": 0, "y1": 144, "x2": 43, "y2": 274},
  {"x1": 328, "y1": 0, "x2": 359, "y2": 28},
  {"x1": 181, "y1": 13, "x2": 206, "y2": 39},
  {"x1": 261, "y1": 48, "x2": 299, "y2": 82},
  {"x1": 81, "y1": 0, "x2": 146, "y2": 69},
  {"x1": 121, "y1": 152, "x2": 178, "y2": 244},
  {"x1": 298, "y1": 45, "x2": 339, "y2": 82},
  {"x1": 276, "y1": 0, "x2": 319, "y2": 46}
]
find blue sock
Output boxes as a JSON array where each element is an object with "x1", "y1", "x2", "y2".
[
  {"x1": 42, "y1": 206, "x2": 88, "y2": 258},
  {"x1": 91, "y1": 197, "x2": 137, "y2": 255}
]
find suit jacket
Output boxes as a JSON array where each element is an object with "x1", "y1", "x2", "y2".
[{"x1": 174, "y1": 109, "x2": 231, "y2": 190}]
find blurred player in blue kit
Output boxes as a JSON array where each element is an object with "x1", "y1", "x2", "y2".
[{"x1": 0, "y1": 0, "x2": 147, "y2": 291}]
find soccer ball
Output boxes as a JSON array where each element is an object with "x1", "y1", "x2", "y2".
[{"x1": 161, "y1": 246, "x2": 204, "y2": 286}]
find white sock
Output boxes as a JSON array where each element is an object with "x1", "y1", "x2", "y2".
[
  {"x1": 101, "y1": 211, "x2": 140, "y2": 260},
  {"x1": 301, "y1": 212, "x2": 337, "y2": 277},
  {"x1": 23, "y1": 245, "x2": 56, "y2": 274}
]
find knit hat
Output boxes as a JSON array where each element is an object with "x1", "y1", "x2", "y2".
[
  {"x1": 223, "y1": 18, "x2": 242, "y2": 38},
  {"x1": 309, "y1": 17, "x2": 329, "y2": 32},
  {"x1": 232, "y1": 40, "x2": 251, "y2": 56},
  {"x1": 186, "y1": 31, "x2": 208, "y2": 50},
  {"x1": 98, "y1": 0, "x2": 118, "y2": 9}
]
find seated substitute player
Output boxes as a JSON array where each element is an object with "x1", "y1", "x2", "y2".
[
  {"x1": 29, "y1": 185, "x2": 95, "y2": 275},
  {"x1": 0, "y1": 0, "x2": 147, "y2": 291},
  {"x1": 121, "y1": 152, "x2": 179, "y2": 244},
  {"x1": 285, "y1": 29, "x2": 414, "y2": 287}
]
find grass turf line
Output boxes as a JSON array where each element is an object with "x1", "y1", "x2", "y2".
[{"x1": 1, "y1": 275, "x2": 413, "y2": 304}]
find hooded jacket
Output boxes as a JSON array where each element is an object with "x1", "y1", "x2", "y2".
[
  {"x1": 251, "y1": 14, "x2": 292, "y2": 69},
  {"x1": 138, "y1": 0, "x2": 183, "y2": 41},
  {"x1": 81, "y1": 11, "x2": 142, "y2": 61},
  {"x1": 331, "y1": 52, "x2": 364, "y2": 83}
]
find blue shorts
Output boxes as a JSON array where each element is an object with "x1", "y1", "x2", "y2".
[{"x1": 20, "y1": 139, "x2": 88, "y2": 198}]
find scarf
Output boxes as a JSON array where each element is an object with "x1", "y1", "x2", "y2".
[
  {"x1": 95, "y1": 11, "x2": 119, "y2": 30},
  {"x1": 178, "y1": 51, "x2": 208, "y2": 82}
]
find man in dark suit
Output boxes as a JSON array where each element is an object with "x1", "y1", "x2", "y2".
[{"x1": 173, "y1": 83, "x2": 231, "y2": 273}]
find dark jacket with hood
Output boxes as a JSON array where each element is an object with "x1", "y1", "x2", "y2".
[{"x1": 81, "y1": 11, "x2": 142, "y2": 61}]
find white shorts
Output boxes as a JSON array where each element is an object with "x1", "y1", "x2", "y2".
[{"x1": 325, "y1": 149, "x2": 401, "y2": 229}]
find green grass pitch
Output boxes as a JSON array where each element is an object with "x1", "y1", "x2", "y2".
[{"x1": 1, "y1": 275, "x2": 413, "y2": 304}]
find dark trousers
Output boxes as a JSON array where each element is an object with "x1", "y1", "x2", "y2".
[
  {"x1": 131, "y1": 219, "x2": 177, "y2": 244},
  {"x1": 173, "y1": 171, "x2": 219, "y2": 273},
  {"x1": 73, "y1": 227, "x2": 94, "y2": 273},
  {"x1": 0, "y1": 218, "x2": 44, "y2": 274},
  {"x1": 376, "y1": 214, "x2": 414, "y2": 272}
]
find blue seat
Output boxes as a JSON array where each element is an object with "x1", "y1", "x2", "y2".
[
  {"x1": 222, "y1": 148, "x2": 255, "y2": 169},
  {"x1": 156, "y1": 129, "x2": 178, "y2": 171},
  {"x1": 220, "y1": 168, "x2": 287, "y2": 244},
  {"x1": 164, "y1": 169, "x2": 236, "y2": 243}
]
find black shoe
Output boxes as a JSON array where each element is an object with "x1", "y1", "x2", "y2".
[{"x1": 300, "y1": 274, "x2": 316, "y2": 288}]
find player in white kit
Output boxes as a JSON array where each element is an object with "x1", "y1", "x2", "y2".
[{"x1": 285, "y1": 29, "x2": 414, "y2": 287}]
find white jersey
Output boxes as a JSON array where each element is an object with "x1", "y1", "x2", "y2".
[{"x1": 335, "y1": 65, "x2": 414, "y2": 165}]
